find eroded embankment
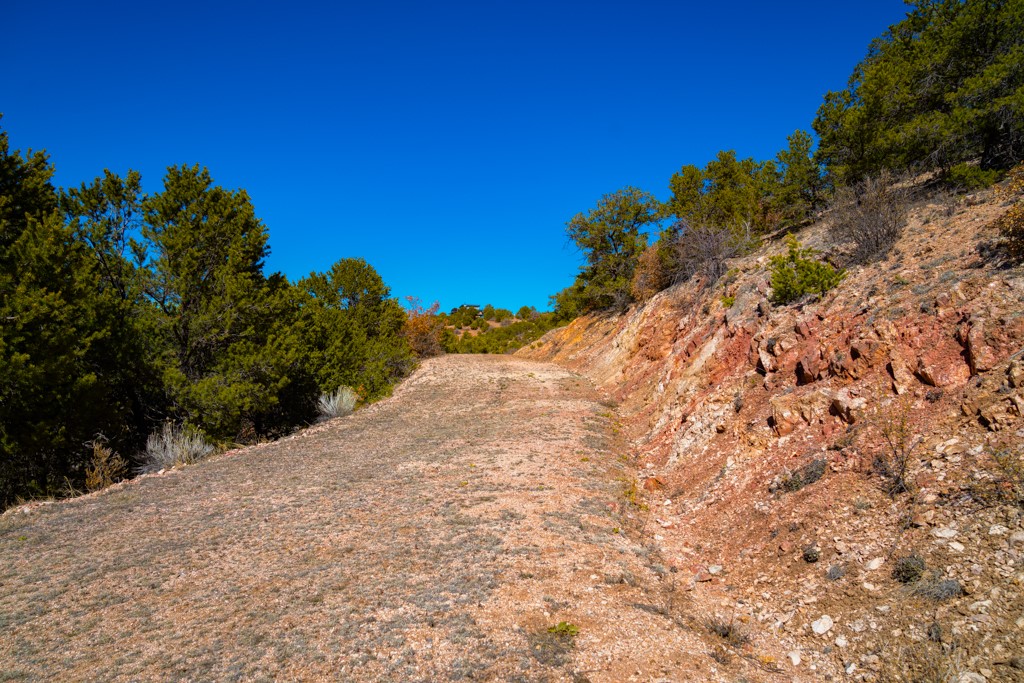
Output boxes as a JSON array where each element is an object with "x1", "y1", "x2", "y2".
[
  {"x1": 519, "y1": 186, "x2": 1024, "y2": 681},
  {"x1": 1, "y1": 355, "x2": 761, "y2": 683}
]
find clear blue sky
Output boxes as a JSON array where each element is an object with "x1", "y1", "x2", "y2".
[{"x1": 4, "y1": 0, "x2": 908, "y2": 312}]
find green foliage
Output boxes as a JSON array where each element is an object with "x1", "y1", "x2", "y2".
[
  {"x1": 945, "y1": 163, "x2": 1001, "y2": 191},
  {"x1": 0, "y1": 119, "x2": 418, "y2": 507},
  {"x1": 667, "y1": 150, "x2": 791, "y2": 234},
  {"x1": 450, "y1": 311, "x2": 561, "y2": 354},
  {"x1": 295, "y1": 258, "x2": 412, "y2": 403},
  {"x1": 1, "y1": 126, "x2": 160, "y2": 506},
  {"x1": 813, "y1": 0, "x2": 1024, "y2": 183},
  {"x1": 775, "y1": 130, "x2": 826, "y2": 224},
  {"x1": 141, "y1": 165, "x2": 304, "y2": 440},
  {"x1": 547, "y1": 622, "x2": 579, "y2": 637},
  {"x1": 769, "y1": 234, "x2": 845, "y2": 305},
  {"x1": 564, "y1": 186, "x2": 660, "y2": 312}
]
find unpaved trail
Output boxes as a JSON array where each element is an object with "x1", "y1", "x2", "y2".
[{"x1": 1, "y1": 356, "x2": 723, "y2": 682}]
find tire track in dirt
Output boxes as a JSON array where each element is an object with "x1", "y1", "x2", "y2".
[{"x1": 1, "y1": 355, "x2": 724, "y2": 682}]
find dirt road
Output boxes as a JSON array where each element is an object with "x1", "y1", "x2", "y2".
[{"x1": 1, "y1": 356, "x2": 723, "y2": 682}]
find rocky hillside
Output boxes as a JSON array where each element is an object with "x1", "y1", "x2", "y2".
[{"x1": 519, "y1": 182, "x2": 1024, "y2": 681}]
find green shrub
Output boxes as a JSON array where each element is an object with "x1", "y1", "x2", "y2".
[
  {"x1": 769, "y1": 234, "x2": 845, "y2": 304},
  {"x1": 946, "y1": 163, "x2": 1000, "y2": 191}
]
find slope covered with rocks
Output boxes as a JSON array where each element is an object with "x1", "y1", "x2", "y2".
[{"x1": 519, "y1": 182, "x2": 1024, "y2": 681}]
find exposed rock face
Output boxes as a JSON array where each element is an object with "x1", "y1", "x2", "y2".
[{"x1": 521, "y1": 182, "x2": 1024, "y2": 679}]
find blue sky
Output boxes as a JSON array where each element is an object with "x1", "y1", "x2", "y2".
[{"x1": 4, "y1": 0, "x2": 908, "y2": 312}]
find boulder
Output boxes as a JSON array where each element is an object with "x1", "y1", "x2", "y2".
[
  {"x1": 830, "y1": 388, "x2": 867, "y2": 424},
  {"x1": 770, "y1": 389, "x2": 832, "y2": 436},
  {"x1": 1008, "y1": 360, "x2": 1024, "y2": 389},
  {"x1": 796, "y1": 351, "x2": 822, "y2": 385},
  {"x1": 965, "y1": 321, "x2": 998, "y2": 374}
]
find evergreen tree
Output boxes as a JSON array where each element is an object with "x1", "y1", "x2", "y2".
[
  {"x1": 565, "y1": 186, "x2": 660, "y2": 311},
  {"x1": 814, "y1": 0, "x2": 1024, "y2": 183},
  {"x1": 142, "y1": 164, "x2": 296, "y2": 440},
  {"x1": 295, "y1": 258, "x2": 412, "y2": 400},
  {"x1": 1, "y1": 130, "x2": 151, "y2": 503},
  {"x1": 774, "y1": 130, "x2": 825, "y2": 224}
]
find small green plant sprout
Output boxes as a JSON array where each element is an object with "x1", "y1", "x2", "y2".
[
  {"x1": 769, "y1": 234, "x2": 845, "y2": 304},
  {"x1": 547, "y1": 622, "x2": 579, "y2": 637},
  {"x1": 721, "y1": 295, "x2": 736, "y2": 308}
]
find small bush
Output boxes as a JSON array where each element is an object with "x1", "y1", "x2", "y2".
[
  {"x1": 946, "y1": 163, "x2": 1000, "y2": 191},
  {"x1": 802, "y1": 544, "x2": 820, "y2": 563},
  {"x1": 670, "y1": 221, "x2": 754, "y2": 286},
  {"x1": 769, "y1": 234, "x2": 845, "y2": 305},
  {"x1": 874, "y1": 402, "x2": 919, "y2": 496},
  {"x1": 779, "y1": 458, "x2": 828, "y2": 493},
  {"x1": 704, "y1": 615, "x2": 749, "y2": 647},
  {"x1": 988, "y1": 443, "x2": 1024, "y2": 506},
  {"x1": 994, "y1": 164, "x2": 1024, "y2": 262},
  {"x1": 630, "y1": 243, "x2": 670, "y2": 303},
  {"x1": 84, "y1": 441, "x2": 128, "y2": 492},
  {"x1": 826, "y1": 564, "x2": 847, "y2": 581},
  {"x1": 827, "y1": 170, "x2": 909, "y2": 264},
  {"x1": 318, "y1": 386, "x2": 358, "y2": 420},
  {"x1": 892, "y1": 554, "x2": 926, "y2": 584},
  {"x1": 913, "y1": 577, "x2": 964, "y2": 601},
  {"x1": 139, "y1": 422, "x2": 214, "y2": 474},
  {"x1": 547, "y1": 622, "x2": 579, "y2": 637}
]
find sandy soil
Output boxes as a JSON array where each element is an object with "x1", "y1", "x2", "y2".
[{"x1": 0, "y1": 355, "x2": 749, "y2": 683}]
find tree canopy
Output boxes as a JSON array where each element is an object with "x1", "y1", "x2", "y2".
[{"x1": 814, "y1": 0, "x2": 1024, "y2": 183}]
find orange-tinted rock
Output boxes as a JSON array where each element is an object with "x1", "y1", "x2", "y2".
[
  {"x1": 966, "y1": 321, "x2": 998, "y2": 374},
  {"x1": 642, "y1": 476, "x2": 664, "y2": 492}
]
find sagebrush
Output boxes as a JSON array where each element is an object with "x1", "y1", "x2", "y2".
[
  {"x1": 139, "y1": 422, "x2": 215, "y2": 473},
  {"x1": 318, "y1": 386, "x2": 359, "y2": 420}
]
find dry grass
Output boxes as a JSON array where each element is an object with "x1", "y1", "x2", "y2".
[{"x1": 0, "y1": 356, "x2": 726, "y2": 682}]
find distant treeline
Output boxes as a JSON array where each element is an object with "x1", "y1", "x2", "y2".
[
  {"x1": 438, "y1": 305, "x2": 563, "y2": 355},
  {"x1": 0, "y1": 126, "x2": 426, "y2": 506},
  {"x1": 552, "y1": 0, "x2": 1023, "y2": 318}
]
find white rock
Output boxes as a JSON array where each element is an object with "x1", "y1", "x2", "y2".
[
  {"x1": 1010, "y1": 531, "x2": 1024, "y2": 546},
  {"x1": 933, "y1": 527, "x2": 958, "y2": 539},
  {"x1": 811, "y1": 615, "x2": 834, "y2": 635},
  {"x1": 788, "y1": 651, "x2": 801, "y2": 666},
  {"x1": 867, "y1": 557, "x2": 884, "y2": 570},
  {"x1": 835, "y1": 635, "x2": 848, "y2": 648},
  {"x1": 989, "y1": 525, "x2": 1009, "y2": 536},
  {"x1": 958, "y1": 673, "x2": 987, "y2": 683},
  {"x1": 708, "y1": 564, "x2": 723, "y2": 575},
  {"x1": 949, "y1": 541, "x2": 965, "y2": 552}
]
